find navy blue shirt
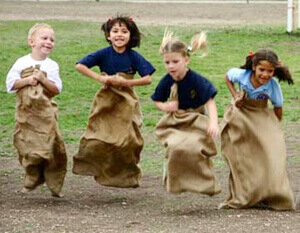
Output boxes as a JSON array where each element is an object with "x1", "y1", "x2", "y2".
[
  {"x1": 78, "y1": 46, "x2": 155, "y2": 77},
  {"x1": 151, "y1": 69, "x2": 217, "y2": 110}
]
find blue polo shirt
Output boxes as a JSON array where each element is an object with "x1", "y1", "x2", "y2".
[
  {"x1": 227, "y1": 68, "x2": 283, "y2": 107},
  {"x1": 78, "y1": 46, "x2": 155, "y2": 77},
  {"x1": 151, "y1": 69, "x2": 217, "y2": 110}
]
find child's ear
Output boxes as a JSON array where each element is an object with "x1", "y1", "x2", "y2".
[
  {"x1": 185, "y1": 56, "x2": 190, "y2": 65},
  {"x1": 28, "y1": 38, "x2": 34, "y2": 47}
]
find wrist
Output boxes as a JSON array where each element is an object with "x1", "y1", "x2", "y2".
[
  {"x1": 125, "y1": 79, "x2": 131, "y2": 87},
  {"x1": 98, "y1": 75, "x2": 105, "y2": 83},
  {"x1": 26, "y1": 78, "x2": 31, "y2": 86}
]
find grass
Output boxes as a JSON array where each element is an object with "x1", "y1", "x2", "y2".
[{"x1": 0, "y1": 20, "x2": 299, "y2": 173}]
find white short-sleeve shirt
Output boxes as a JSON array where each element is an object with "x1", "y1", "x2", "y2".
[{"x1": 6, "y1": 54, "x2": 62, "y2": 93}]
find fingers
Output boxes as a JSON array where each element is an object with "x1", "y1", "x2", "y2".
[
  {"x1": 235, "y1": 100, "x2": 243, "y2": 108},
  {"x1": 167, "y1": 101, "x2": 178, "y2": 112},
  {"x1": 21, "y1": 66, "x2": 34, "y2": 78},
  {"x1": 234, "y1": 91, "x2": 246, "y2": 108},
  {"x1": 33, "y1": 69, "x2": 47, "y2": 82},
  {"x1": 28, "y1": 76, "x2": 38, "y2": 86},
  {"x1": 108, "y1": 74, "x2": 127, "y2": 87},
  {"x1": 207, "y1": 127, "x2": 219, "y2": 138}
]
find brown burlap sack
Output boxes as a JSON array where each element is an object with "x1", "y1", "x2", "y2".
[
  {"x1": 155, "y1": 84, "x2": 221, "y2": 195},
  {"x1": 296, "y1": 192, "x2": 300, "y2": 210},
  {"x1": 220, "y1": 96, "x2": 295, "y2": 210},
  {"x1": 14, "y1": 66, "x2": 67, "y2": 195},
  {"x1": 73, "y1": 73, "x2": 143, "y2": 188}
]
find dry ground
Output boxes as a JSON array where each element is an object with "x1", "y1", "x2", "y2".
[
  {"x1": 0, "y1": 1, "x2": 299, "y2": 233},
  {"x1": 0, "y1": 1, "x2": 287, "y2": 26}
]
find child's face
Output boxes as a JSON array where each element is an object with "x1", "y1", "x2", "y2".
[
  {"x1": 108, "y1": 22, "x2": 130, "y2": 52},
  {"x1": 28, "y1": 28, "x2": 55, "y2": 59},
  {"x1": 163, "y1": 52, "x2": 189, "y2": 81},
  {"x1": 252, "y1": 60, "x2": 275, "y2": 86}
]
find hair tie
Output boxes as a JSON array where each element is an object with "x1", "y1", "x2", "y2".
[
  {"x1": 187, "y1": 45, "x2": 192, "y2": 52},
  {"x1": 107, "y1": 17, "x2": 112, "y2": 22},
  {"x1": 248, "y1": 50, "x2": 254, "y2": 58},
  {"x1": 129, "y1": 17, "x2": 134, "y2": 22}
]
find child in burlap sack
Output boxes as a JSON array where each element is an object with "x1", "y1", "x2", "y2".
[
  {"x1": 72, "y1": 16, "x2": 155, "y2": 188},
  {"x1": 219, "y1": 49, "x2": 295, "y2": 210},
  {"x1": 151, "y1": 30, "x2": 221, "y2": 195},
  {"x1": 6, "y1": 23, "x2": 67, "y2": 197}
]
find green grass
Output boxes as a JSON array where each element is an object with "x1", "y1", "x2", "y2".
[{"x1": 1, "y1": 21, "x2": 299, "y2": 174}]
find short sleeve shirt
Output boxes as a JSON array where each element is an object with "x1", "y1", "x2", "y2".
[
  {"x1": 77, "y1": 46, "x2": 155, "y2": 77},
  {"x1": 227, "y1": 68, "x2": 283, "y2": 107},
  {"x1": 6, "y1": 54, "x2": 62, "y2": 93},
  {"x1": 151, "y1": 69, "x2": 217, "y2": 110}
]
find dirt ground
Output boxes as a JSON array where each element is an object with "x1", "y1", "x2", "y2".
[
  {"x1": 0, "y1": 1, "x2": 287, "y2": 26},
  {"x1": 0, "y1": 1, "x2": 299, "y2": 233}
]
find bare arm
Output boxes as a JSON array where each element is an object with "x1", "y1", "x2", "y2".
[
  {"x1": 274, "y1": 106, "x2": 282, "y2": 121},
  {"x1": 75, "y1": 63, "x2": 110, "y2": 84},
  {"x1": 225, "y1": 75, "x2": 239, "y2": 99},
  {"x1": 205, "y1": 98, "x2": 219, "y2": 138},
  {"x1": 33, "y1": 70, "x2": 59, "y2": 96},
  {"x1": 12, "y1": 76, "x2": 38, "y2": 90},
  {"x1": 123, "y1": 75, "x2": 152, "y2": 87},
  {"x1": 154, "y1": 101, "x2": 178, "y2": 113}
]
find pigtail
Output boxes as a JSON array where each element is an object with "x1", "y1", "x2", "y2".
[
  {"x1": 188, "y1": 31, "x2": 208, "y2": 57},
  {"x1": 159, "y1": 29, "x2": 175, "y2": 55},
  {"x1": 274, "y1": 64, "x2": 294, "y2": 85},
  {"x1": 241, "y1": 49, "x2": 294, "y2": 85},
  {"x1": 240, "y1": 52, "x2": 254, "y2": 70}
]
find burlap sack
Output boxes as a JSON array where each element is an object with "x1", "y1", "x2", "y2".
[
  {"x1": 220, "y1": 96, "x2": 295, "y2": 210},
  {"x1": 14, "y1": 66, "x2": 67, "y2": 194},
  {"x1": 296, "y1": 192, "x2": 300, "y2": 210},
  {"x1": 155, "y1": 84, "x2": 221, "y2": 195},
  {"x1": 73, "y1": 73, "x2": 143, "y2": 188}
]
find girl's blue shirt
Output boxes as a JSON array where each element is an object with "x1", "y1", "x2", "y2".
[
  {"x1": 227, "y1": 68, "x2": 283, "y2": 107},
  {"x1": 151, "y1": 69, "x2": 217, "y2": 110},
  {"x1": 78, "y1": 46, "x2": 155, "y2": 77}
]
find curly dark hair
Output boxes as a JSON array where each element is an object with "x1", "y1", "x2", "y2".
[
  {"x1": 241, "y1": 49, "x2": 294, "y2": 85},
  {"x1": 101, "y1": 15, "x2": 141, "y2": 49}
]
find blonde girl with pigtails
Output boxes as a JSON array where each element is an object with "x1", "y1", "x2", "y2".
[{"x1": 151, "y1": 30, "x2": 221, "y2": 195}]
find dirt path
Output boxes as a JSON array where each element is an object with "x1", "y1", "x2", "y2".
[
  {"x1": 0, "y1": 1, "x2": 299, "y2": 233},
  {"x1": 0, "y1": 1, "x2": 287, "y2": 26}
]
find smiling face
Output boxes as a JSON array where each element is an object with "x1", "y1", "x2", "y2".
[
  {"x1": 251, "y1": 60, "x2": 275, "y2": 88},
  {"x1": 163, "y1": 52, "x2": 190, "y2": 81},
  {"x1": 108, "y1": 22, "x2": 130, "y2": 53},
  {"x1": 28, "y1": 27, "x2": 55, "y2": 60}
]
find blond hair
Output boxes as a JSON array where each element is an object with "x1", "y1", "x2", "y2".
[
  {"x1": 159, "y1": 29, "x2": 208, "y2": 57},
  {"x1": 28, "y1": 23, "x2": 54, "y2": 40}
]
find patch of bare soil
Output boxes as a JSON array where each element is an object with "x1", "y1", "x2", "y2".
[
  {"x1": 0, "y1": 142, "x2": 299, "y2": 233},
  {"x1": 0, "y1": 1, "x2": 287, "y2": 26}
]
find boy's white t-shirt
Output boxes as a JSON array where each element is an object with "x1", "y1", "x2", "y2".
[{"x1": 6, "y1": 54, "x2": 62, "y2": 93}]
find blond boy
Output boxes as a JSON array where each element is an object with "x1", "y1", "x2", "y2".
[{"x1": 6, "y1": 23, "x2": 67, "y2": 197}]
